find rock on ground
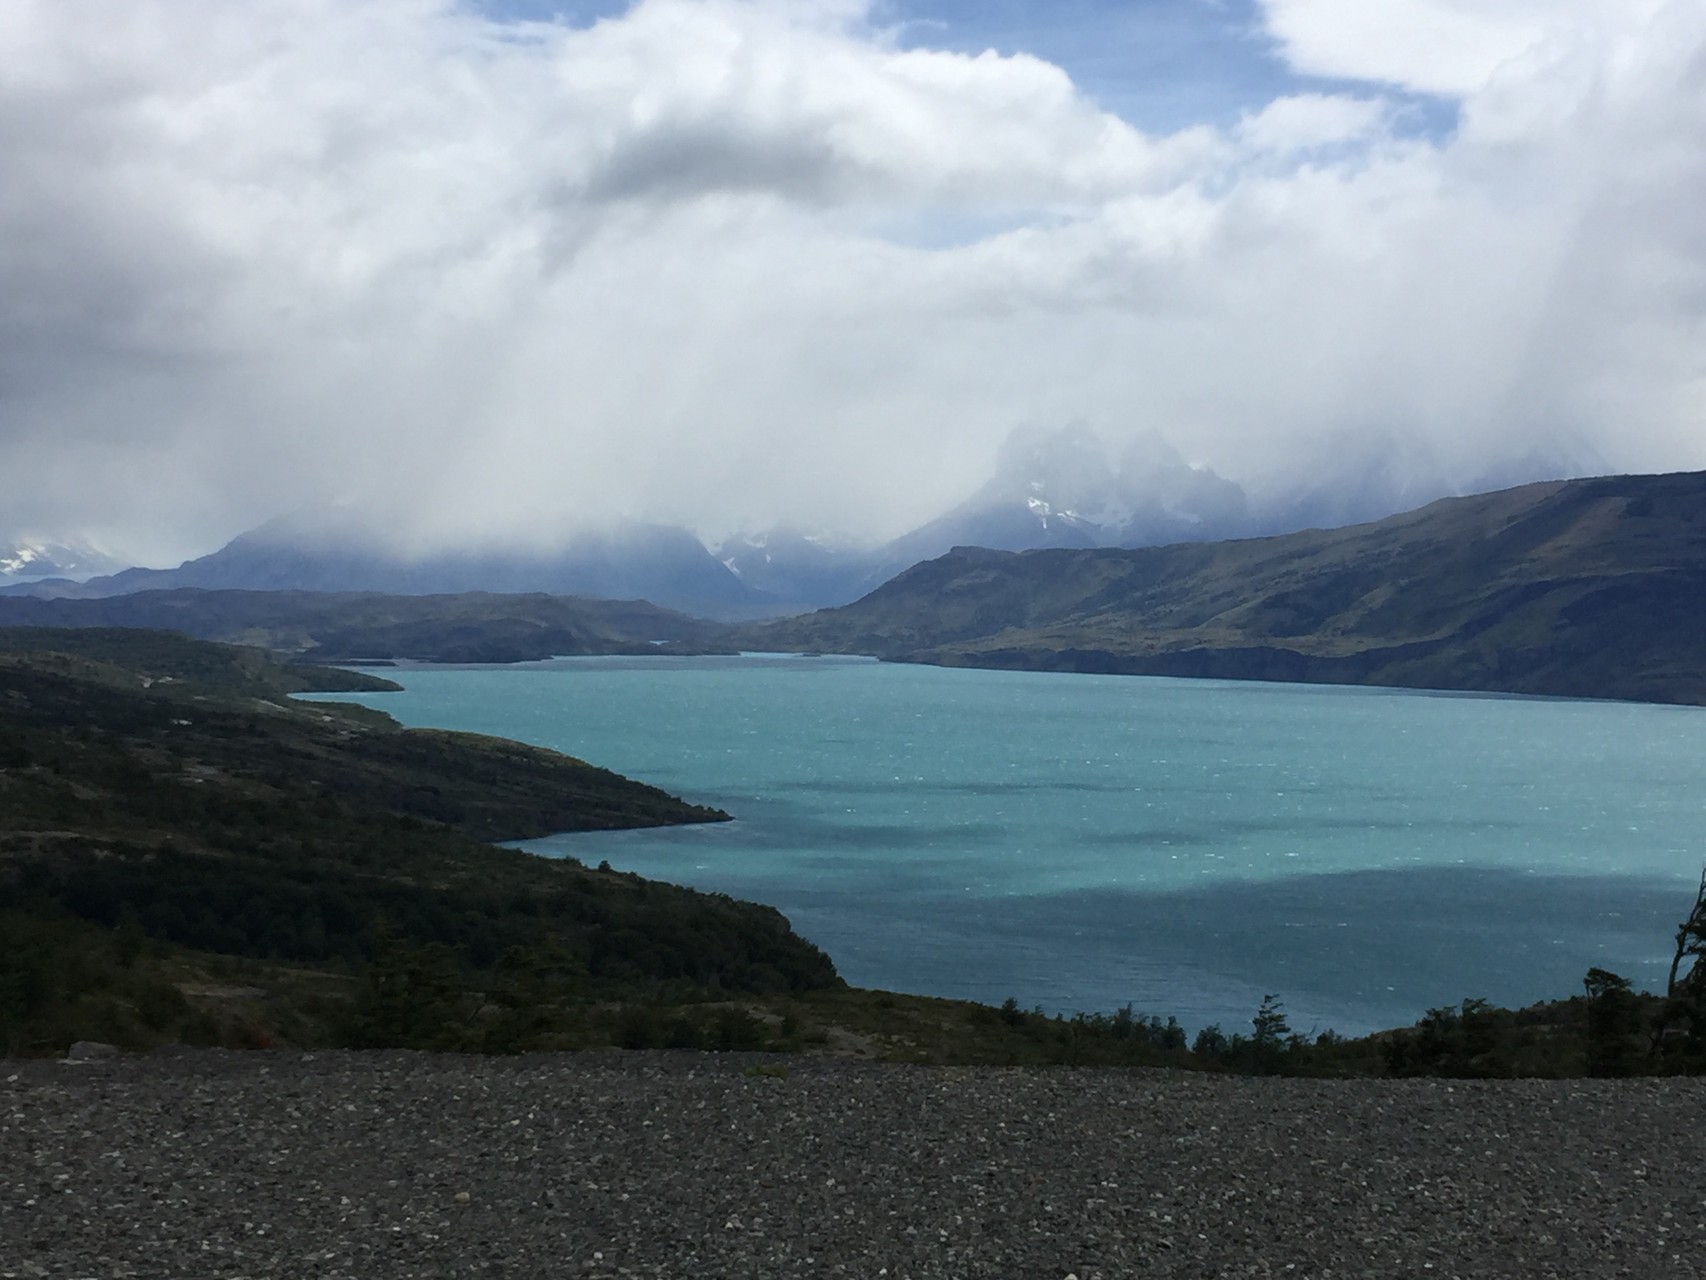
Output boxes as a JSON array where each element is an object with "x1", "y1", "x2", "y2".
[{"x1": 2, "y1": 1051, "x2": 1703, "y2": 1279}]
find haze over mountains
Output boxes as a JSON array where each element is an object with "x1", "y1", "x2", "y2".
[
  {"x1": 718, "y1": 426, "x2": 1261, "y2": 604},
  {"x1": 6, "y1": 464, "x2": 1702, "y2": 706},
  {"x1": 3, "y1": 426, "x2": 1599, "y2": 617},
  {"x1": 3, "y1": 512, "x2": 774, "y2": 621}
]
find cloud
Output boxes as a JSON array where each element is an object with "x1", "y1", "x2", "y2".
[
  {"x1": 0, "y1": 0, "x2": 1701, "y2": 563},
  {"x1": 1258, "y1": 0, "x2": 1559, "y2": 97},
  {"x1": 1256, "y1": 0, "x2": 1671, "y2": 97},
  {"x1": 1235, "y1": 94, "x2": 1387, "y2": 155}
]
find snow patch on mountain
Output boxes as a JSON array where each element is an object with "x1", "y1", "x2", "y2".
[{"x1": 0, "y1": 538, "x2": 128, "y2": 582}]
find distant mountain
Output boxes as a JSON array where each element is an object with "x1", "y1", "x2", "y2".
[
  {"x1": 713, "y1": 527, "x2": 879, "y2": 611},
  {"x1": 0, "y1": 588, "x2": 734, "y2": 664},
  {"x1": 719, "y1": 426, "x2": 1260, "y2": 607},
  {"x1": 4, "y1": 429, "x2": 1604, "y2": 616},
  {"x1": 0, "y1": 538, "x2": 127, "y2": 584},
  {"x1": 870, "y1": 425, "x2": 1256, "y2": 583},
  {"x1": 749, "y1": 470, "x2": 1706, "y2": 706},
  {"x1": 3, "y1": 511, "x2": 783, "y2": 621}
]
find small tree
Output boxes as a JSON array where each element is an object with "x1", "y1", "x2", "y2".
[
  {"x1": 1385, "y1": 998, "x2": 1500, "y2": 1077},
  {"x1": 1665, "y1": 869, "x2": 1706, "y2": 1000},
  {"x1": 1652, "y1": 869, "x2": 1706, "y2": 1064},
  {"x1": 1252, "y1": 994, "x2": 1290, "y2": 1045},
  {"x1": 1191, "y1": 1023, "x2": 1230, "y2": 1061},
  {"x1": 1250, "y1": 994, "x2": 1292, "y2": 1074},
  {"x1": 1583, "y1": 967, "x2": 1640, "y2": 1077}
]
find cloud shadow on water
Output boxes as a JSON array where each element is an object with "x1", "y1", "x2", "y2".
[{"x1": 775, "y1": 865, "x2": 1689, "y2": 1038}]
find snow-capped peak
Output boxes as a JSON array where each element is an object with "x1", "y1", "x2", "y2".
[
  {"x1": 0, "y1": 543, "x2": 44, "y2": 574},
  {"x1": 0, "y1": 537, "x2": 128, "y2": 582}
]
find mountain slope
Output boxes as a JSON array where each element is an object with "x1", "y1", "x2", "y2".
[
  {"x1": 714, "y1": 527, "x2": 879, "y2": 609},
  {"x1": 752, "y1": 471, "x2": 1706, "y2": 705},
  {"x1": 6, "y1": 513, "x2": 779, "y2": 620},
  {"x1": 0, "y1": 627, "x2": 840, "y2": 1052},
  {"x1": 0, "y1": 589, "x2": 732, "y2": 663},
  {"x1": 0, "y1": 626, "x2": 731, "y2": 835}
]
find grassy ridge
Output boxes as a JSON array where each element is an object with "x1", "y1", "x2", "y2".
[
  {"x1": 751, "y1": 471, "x2": 1706, "y2": 705},
  {"x1": 0, "y1": 590, "x2": 735, "y2": 663},
  {"x1": 0, "y1": 624, "x2": 401, "y2": 694}
]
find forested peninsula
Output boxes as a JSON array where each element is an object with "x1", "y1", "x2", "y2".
[{"x1": 0, "y1": 628, "x2": 838, "y2": 1054}]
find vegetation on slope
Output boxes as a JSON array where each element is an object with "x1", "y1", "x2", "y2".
[
  {"x1": 0, "y1": 589, "x2": 735, "y2": 663},
  {"x1": 0, "y1": 628, "x2": 836, "y2": 1055},
  {"x1": 751, "y1": 471, "x2": 1706, "y2": 705}
]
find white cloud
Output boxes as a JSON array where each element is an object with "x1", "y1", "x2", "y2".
[
  {"x1": 1256, "y1": 0, "x2": 1669, "y2": 97},
  {"x1": 1235, "y1": 93, "x2": 1386, "y2": 155},
  {"x1": 0, "y1": 0, "x2": 1701, "y2": 561}
]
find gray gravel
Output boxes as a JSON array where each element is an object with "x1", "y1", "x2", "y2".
[{"x1": 3, "y1": 1051, "x2": 1704, "y2": 1279}]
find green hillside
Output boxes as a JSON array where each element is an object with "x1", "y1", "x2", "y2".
[
  {"x1": 0, "y1": 589, "x2": 733, "y2": 663},
  {"x1": 0, "y1": 628, "x2": 837, "y2": 1054},
  {"x1": 753, "y1": 471, "x2": 1706, "y2": 704}
]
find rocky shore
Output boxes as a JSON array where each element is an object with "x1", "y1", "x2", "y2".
[{"x1": 4, "y1": 1051, "x2": 1702, "y2": 1278}]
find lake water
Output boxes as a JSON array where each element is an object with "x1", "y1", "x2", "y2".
[{"x1": 314, "y1": 656, "x2": 1706, "y2": 1036}]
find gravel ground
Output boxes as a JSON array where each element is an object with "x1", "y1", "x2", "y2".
[{"x1": 3, "y1": 1050, "x2": 1704, "y2": 1279}]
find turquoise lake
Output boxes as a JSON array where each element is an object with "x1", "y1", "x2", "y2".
[{"x1": 315, "y1": 656, "x2": 1706, "y2": 1036}]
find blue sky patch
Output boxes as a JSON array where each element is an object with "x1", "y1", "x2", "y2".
[{"x1": 473, "y1": 0, "x2": 1458, "y2": 141}]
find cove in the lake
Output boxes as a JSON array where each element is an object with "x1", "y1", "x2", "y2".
[{"x1": 314, "y1": 655, "x2": 1706, "y2": 1035}]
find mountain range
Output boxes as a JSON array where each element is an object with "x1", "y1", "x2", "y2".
[
  {"x1": 713, "y1": 426, "x2": 1265, "y2": 606},
  {"x1": 6, "y1": 426, "x2": 1589, "y2": 614},
  {"x1": 4, "y1": 512, "x2": 778, "y2": 621},
  {"x1": 4, "y1": 468, "x2": 1703, "y2": 704},
  {"x1": 748, "y1": 470, "x2": 1706, "y2": 706},
  {"x1": 716, "y1": 427, "x2": 1597, "y2": 607}
]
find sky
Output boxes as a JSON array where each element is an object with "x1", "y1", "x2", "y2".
[{"x1": 1, "y1": 0, "x2": 1703, "y2": 563}]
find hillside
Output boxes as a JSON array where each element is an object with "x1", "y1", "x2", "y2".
[
  {"x1": 0, "y1": 589, "x2": 734, "y2": 663},
  {"x1": 0, "y1": 628, "x2": 841, "y2": 1053},
  {"x1": 752, "y1": 471, "x2": 1706, "y2": 705}
]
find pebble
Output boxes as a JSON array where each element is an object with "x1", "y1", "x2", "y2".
[{"x1": 0, "y1": 1051, "x2": 1701, "y2": 1278}]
